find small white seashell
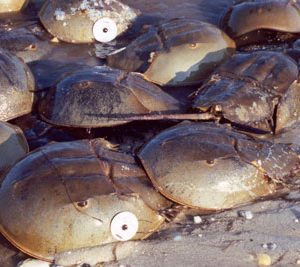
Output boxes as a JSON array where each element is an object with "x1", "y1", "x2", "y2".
[
  {"x1": 193, "y1": 216, "x2": 202, "y2": 224},
  {"x1": 173, "y1": 235, "x2": 182, "y2": 241},
  {"x1": 238, "y1": 210, "x2": 254, "y2": 220}
]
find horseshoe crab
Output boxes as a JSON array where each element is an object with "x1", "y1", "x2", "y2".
[
  {"x1": 39, "y1": 0, "x2": 140, "y2": 43},
  {"x1": 193, "y1": 51, "x2": 299, "y2": 133},
  {"x1": 0, "y1": 121, "x2": 28, "y2": 176},
  {"x1": 107, "y1": 18, "x2": 236, "y2": 86},
  {"x1": 38, "y1": 66, "x2": 182, "y2": 128},
  {"x1": 0, "y1": 139, "x2": 170, "y2": 262},
  {"x1": 138, "y1": 122, "x2": 300, "y2": 210},
  {"x1": 0, "y1": 23, "x2": 53, "y2": 64},
  {"x1": 0, "y1": 0, "x2": 28, "y2": 13},
  {"x1": 28, "y1": 60, "x2": 90, "y2": 91},
  {"x1": 223, "y1": 0, "x2": 300, "y2": 39},
  {"x1": 0, "y1": 48, "x2": 35, "y2": 121}
]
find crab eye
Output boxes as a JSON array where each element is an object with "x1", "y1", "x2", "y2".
[
  {"x1": 110, "y1": 211, "x2": 139, "y2": 241},
  {"x1": 93, "y1": 18, "x2": 118, "y2": 43}
]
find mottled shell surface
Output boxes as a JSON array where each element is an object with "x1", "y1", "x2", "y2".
[
  {"x1": 39, "y1": 0, "x2": 139, "y2": 43},
  {"x1": 139, "y1": 122, "x2": 300, "y2": 210},
  {"x1": 276, "y1": 80, "x2": 300, "y2": 132},
  {"x1": 107, "y1": 19, "x2": 236, "y2": 86},
  {"x1": 0, "y1": 49, "x2": 35, "y2": 121},
  {"x1": 0, "y1": 25, "x2": 52, "y2": 64},
  {"x1": 0, "y1": 122, "x2": 28, "y2": 176},
  {"x1": 193, "y1": 51, "x2": 298, "y2": 132},
  {"x1": 0, "y1": 139, "x2": 168, "y2": 261},
  {"x1": 0, "y1": 0, "x2": 28, "y2": 13},
  {"x1": 270, "y1": 121, "x2": 300, "y2": 146},
  {"x1": 224, "y1": 0, "x2": 300, "y2": 38},
  {"x1": 39, "y1": 66, "x2": 182, "y2": 128}
]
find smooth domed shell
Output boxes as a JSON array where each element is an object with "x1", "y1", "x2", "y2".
[
  {"x1": 224, "y1": 0, "x2": 300, "y2": 38},
  {"x1": 0, "y1": 0, "x2": 28, "y2": 13},
  {"x1": 138, "y1": 122, "x2": 277, "y2": 210},
  {"x1": 39, "y1": 66, "x2": 182, "y2": 128},
  {"x1": 0, "y1": 49, "x2": 35, "y2": 121},
  {"x1": 0, "y1": 122, "x2": 28, "y2": 176},
  {"x1": 28, "y1": 60, "x2": 91, "y2": 91},
  {"x1": 0, "y1": 139, "x2": 167, "y2": 261},
  {"x1": 107, "y1": 18, "x2": 236, "y2": 86},
  {"x1": 39, "y1": 0, "x2": 139, "y2": 43}
]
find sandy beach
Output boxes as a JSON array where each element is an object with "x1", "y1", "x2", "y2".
[{"x1": 106, "y1": 193, "x2": 300, "y2": 267}]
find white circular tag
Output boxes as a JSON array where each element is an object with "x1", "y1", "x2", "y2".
[
  {"x1": 110, "y1": 211, "x2": 139, "y2": 241},
  {"x1": 93, "y1": 18, "x2": 118, "y2": 43}
]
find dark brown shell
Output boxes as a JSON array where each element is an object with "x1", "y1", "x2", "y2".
[
  {"x1": 28, "y1": 60, "x2": 90, "y2": 91},
  {"x1": 193, "y1": 51, "x2": 298, "y2": 133},
  {"x1": 39, "y1": 66, "x2": 182, "y2": 128},
  {"x1": 223, "y1": 0, "x2": 300, "y2": 38},
  {"x1": 138, "y1": 122, "x2": 300, "y2": 210},
  {"x1": 0, "y1": 49, "x2": 35, "y2": 121},
  {"x1": 107, "y1": 19, "x2": 236, "y2": 86},
  {"x1": 0, "y1": 139, "x2": 169, "y2": 261},
  {"x1": 0, "y1": 25, "x2": 52, "y2": 64}
]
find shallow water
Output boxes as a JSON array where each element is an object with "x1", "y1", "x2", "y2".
[{"x1": 122, "y1": 0, "x2": 233, "y2": 27}]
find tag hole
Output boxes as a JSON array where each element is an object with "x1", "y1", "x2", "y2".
[{"x1": 76, "y1": 200, "x2": 88, "y2": 208}]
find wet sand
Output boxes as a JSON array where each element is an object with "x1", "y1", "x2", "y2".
[{"x1": 106, "y1": 193, "x2": 300, "y2": 267}]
